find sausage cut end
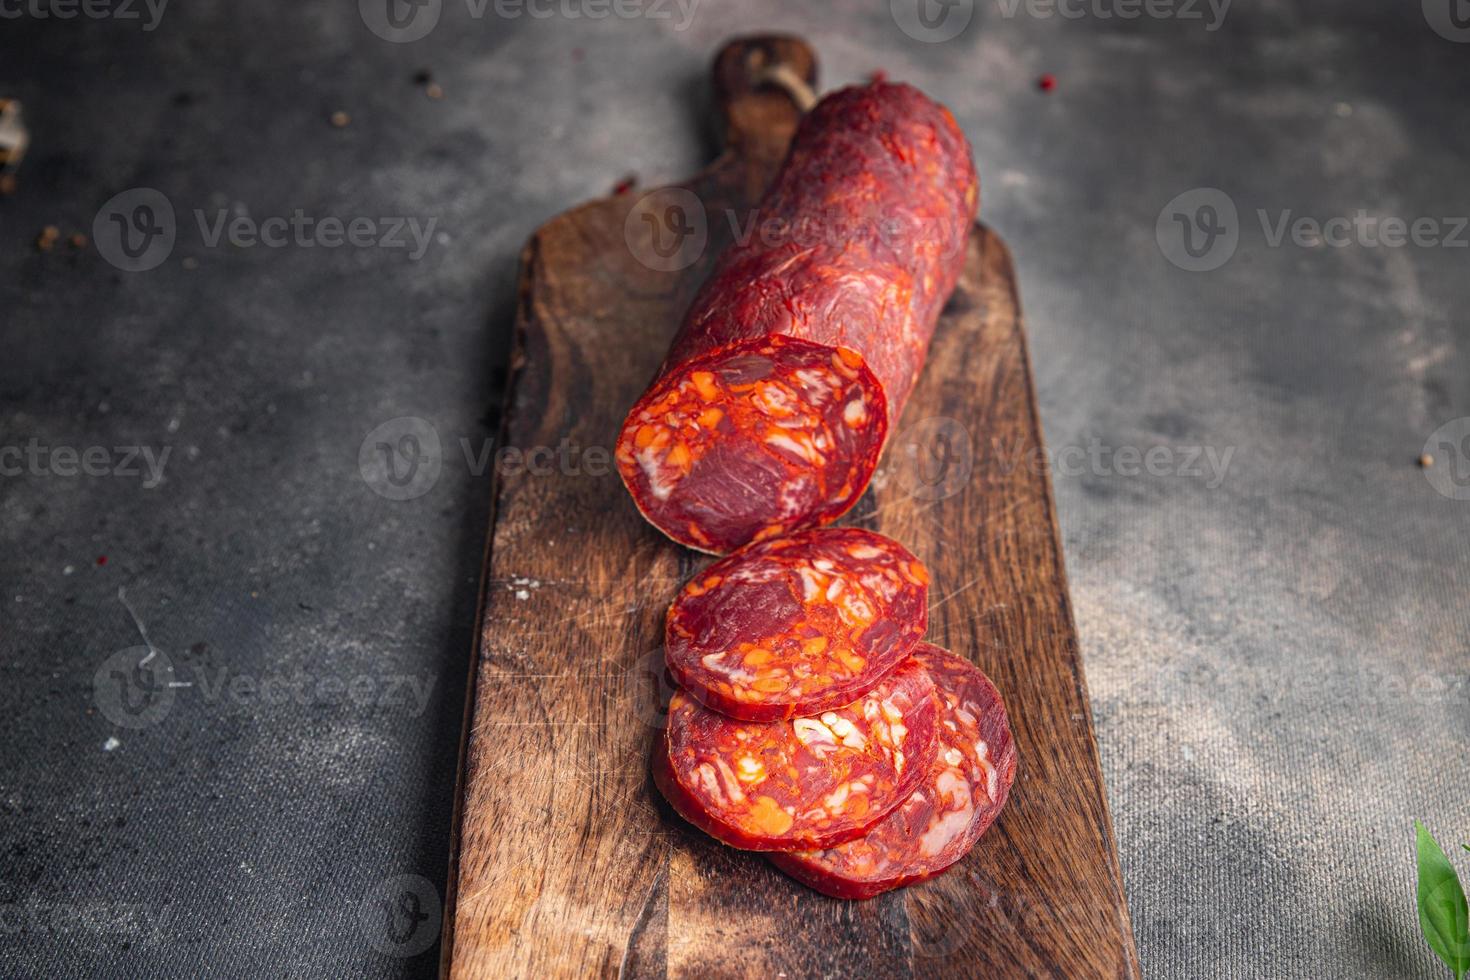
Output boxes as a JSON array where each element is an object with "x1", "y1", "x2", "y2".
[{"x1": 617, "y1": 336, "x2": 888, "y2": 554}]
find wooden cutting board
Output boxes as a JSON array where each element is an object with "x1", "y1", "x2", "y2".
[{"x1": 441, "y1": 34, "x2": 1139, "y2": 979}]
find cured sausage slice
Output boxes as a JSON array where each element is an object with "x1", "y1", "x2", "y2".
[
  {"x1": 616, "y1": 82, "x2": 979, "y2": 554},
  {"x1": 654, "y1": 658, "x2": 939, "y2": 851},
  {"x1": 665, "y1": 527, "x2": 929, "y2": 721},
  {"x1": 768, "y1": 644, "x2": 1017, "y2": 899}
]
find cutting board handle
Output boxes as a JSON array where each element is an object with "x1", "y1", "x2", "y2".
[{"x1": 711, "y1": 34, "x2": 818, "y2": 194}]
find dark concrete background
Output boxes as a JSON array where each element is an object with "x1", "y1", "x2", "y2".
[{"x1": 1, "y1": 1, "x2": 1467, "y2": 977}]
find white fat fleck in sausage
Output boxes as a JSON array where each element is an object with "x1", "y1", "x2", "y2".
[
  {"x1": 799, "y1": 566, "x2": 823, "y2": 602},
  {"x1": 736, "y1": 755, "x2": 766, "y2": 784},
  {"x1": 712, "y1": 757, "x2": 747, "y2": 804},
  {"x1": 701, "y1": 652, "x2": 759, "y2": 683},
  {"x1": 792, "y1": 717, "x2": 839, "y2": 758},
  {"x1": 764, "y1": 431, "x2": 824, "y2": 465},
  {"x1": 754, "y1": 381, "x2": 801, "y2": 416},
  {"x1": 860, "y1": 571, "x2": 899, "y2": 602},
  {"x1": 879, "y1": 699, "x2": 906, "y2": 725},
  {"x1": 819, "y1": 712, "x2": 867, "y2": 750},
  {"x1": 918, "y1": 767, "x2": 975, "y2": 856},
  {"x1": 694, "y1": 762, "x2": 727, "y2": 806},
  {"x1": 791, "y1": 367, "x2": 842, "y2": 402},
  {"x1": 775, "y1": 473, "x2": 816, "y2": 520},
  {"x1": 837, "y1": 590, "x2": 876, "y2": 626},
  {"x1": 975, "y1": 738, "x2": 997, "y2": 802},
  {"x1": 728, "y1": 563, "x2": 783, "y2": 585},
  {"x1": 636, "y1": 446, "x2": 677, "y2": 500}
]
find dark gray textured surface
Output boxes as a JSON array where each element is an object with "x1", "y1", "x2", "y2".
[{"x1": 2, "y1": 2, "x2": 1467, "y2": 977}]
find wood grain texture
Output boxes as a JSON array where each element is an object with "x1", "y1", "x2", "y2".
[{"x1": 441, "y1": 35, "x2": 1139, "y2": 979}]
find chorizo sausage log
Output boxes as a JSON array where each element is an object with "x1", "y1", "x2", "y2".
[
  {"x1": 768, "y1": 643, "x2": 1017, "y2": 898},
  {"x1": 665, "y1": 527, "x2": 929, "y2": 721},
  {"x1": 616, "y1": 82, "x2": 978, "y2": 553},
  {"x1": 653, "y1": 657, "x2": 939, "y2": 851}
]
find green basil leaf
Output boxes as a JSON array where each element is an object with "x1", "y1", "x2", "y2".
[{"x1": 1417, "y1": 821, "x2": 1470, "y2": 980}]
